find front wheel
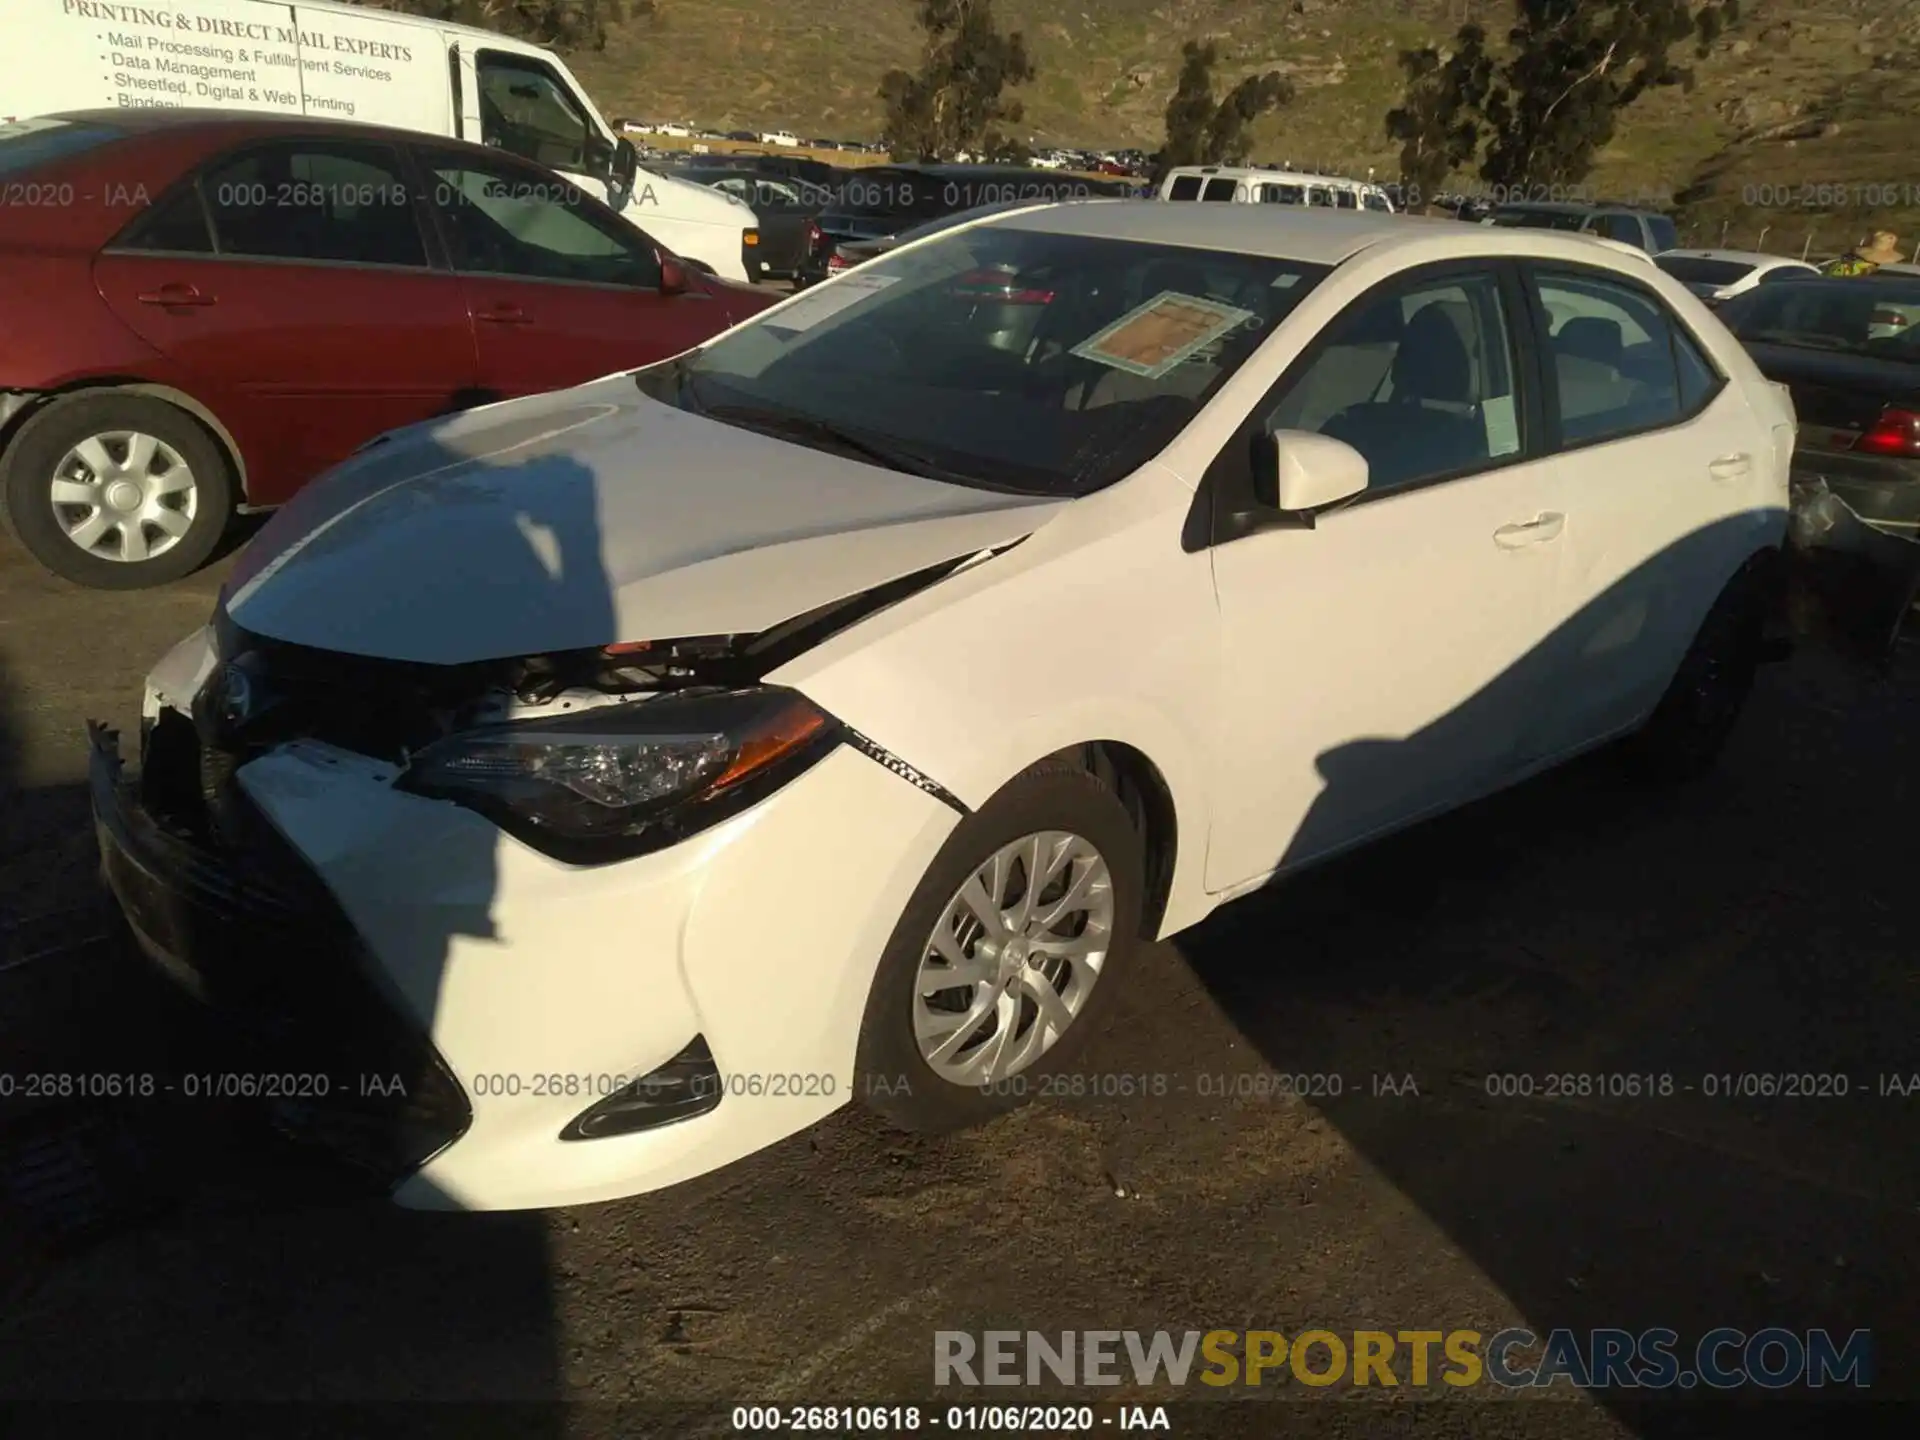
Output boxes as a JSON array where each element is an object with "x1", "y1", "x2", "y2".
[
  {"x1": 1, "y1": 394, "x2": 234, "y2": 589},
  {"x1": 856, "y1": 761, "x2": 1145, "y2": 1133}
]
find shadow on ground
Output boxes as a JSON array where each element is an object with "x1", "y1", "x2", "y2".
[{"x1": 1178, "y1": 526, "x2": 1919, "y2": 1427}]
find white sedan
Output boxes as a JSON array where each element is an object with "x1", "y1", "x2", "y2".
[
  {"x1": 1654, "y1": 247, "x2": 1819, "y2": 304},
  {"x1": 91, "y1": 205, "x2": 1793, "y2": 1211}
]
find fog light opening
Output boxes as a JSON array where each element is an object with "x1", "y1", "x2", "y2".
[{"x1": 558, "y1": 1036, "x2": 722, "y2": 1141}]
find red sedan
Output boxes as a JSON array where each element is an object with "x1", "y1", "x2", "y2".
[{"x1": 0, "y1": 110, "x2": 774, "y2": 588}]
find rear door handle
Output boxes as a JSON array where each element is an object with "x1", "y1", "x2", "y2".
[
  {"x1": 1493, "y1": 512, "x2": 1565, "y2": 548},
  {"x1": 475, "y1": 304, "x2": 531, "y2": 325},
  {"x1": 135, "y1": 284, "x2": 215, "y2": 307},
  {"x1": 1709, "y1": 452, "x2": 1753, "y2": 480}
]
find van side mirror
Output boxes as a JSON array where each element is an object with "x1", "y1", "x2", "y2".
[
  {"x1": 1254, "y1": 429, "x2": 1368, "y2": 523},
  {"x1": 609, "y1": 136, "x2": 640, "y2": 208}
]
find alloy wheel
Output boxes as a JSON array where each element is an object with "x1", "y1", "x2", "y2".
[{"x1": 912, "y1": 830, "x2": 1115, "y2": 1086}]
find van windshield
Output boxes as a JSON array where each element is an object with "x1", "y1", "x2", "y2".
[{"x1": 0, "y1": 118, "x2": 123, "y2": 178}]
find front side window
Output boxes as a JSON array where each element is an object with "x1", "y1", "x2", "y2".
[
  {"x1": 1533, "y1": 272, "x2": 1691, "y2": 444},
  {"x1": 198, "y1": 142, "x2": 425, "y2": 267},
  {"x1": 422, "y1": 150, "x2": 658, "y2": 287},
  {"x1": 1334, "y1": 188, "x2": 1358, "y2": 210},
  {"x1": 1363, "y1": 191, "x2": 1390, "y2": 212},
  {"x1": 645, "y1": 227, "x2": 1330, "y2": 497},
  {"x1": 1594, "y1": 213, "x2": 1641, "y2": 245},
  {"x1": 1263, "y1": 270, "x2": 1521, "y2": 493},
  {"x1": 1259, "y1": 184, "x2": 1304, "y2": 205},
  {"x1": 476, "y1": 53, "x2": 590, "y2": 173}
]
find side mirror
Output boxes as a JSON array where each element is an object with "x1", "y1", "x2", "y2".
[
  {"x1": 658, "y1": 254, "x2": 690, "y2": 295},
  {"x1": 609, "y1": 136, "x2": 640, "y2": 208},
  {"x1": 1256, "y1": 429, "x2": 1368, "y2": 521}
]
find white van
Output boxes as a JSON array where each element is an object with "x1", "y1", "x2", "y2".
[
  {"x1": 1, "y1": 0, "x2": 760, "y2": 279},
  {"x1": 1160, "y1": 165, "x2": 1395, "y2": 214}
]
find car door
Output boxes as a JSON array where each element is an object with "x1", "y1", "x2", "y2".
[
  {"x1": 414, "y1": 145, "x2": 723, "y2": 396},
  {"x1": 1516, "y1": 263, "x2": 1778, "y2": 756},
  {"x1": 92, "y1": 136, "x2": 479, "y2": 507},
  {"x1": 1205, "y1": 261, "x2": 1570, "y2": 891}
]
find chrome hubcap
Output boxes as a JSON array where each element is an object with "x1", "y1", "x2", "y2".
[
  {"x1": 912, "y1": 830, "x2": 1115, "y2": 1086},
  {"x1": 49, "y1": 431, "x2": 197, "y2": 563}
]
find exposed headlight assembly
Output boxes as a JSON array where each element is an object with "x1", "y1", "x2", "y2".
[{"x1": 395, "y1": 686, "x2": 837, "y2": 863}]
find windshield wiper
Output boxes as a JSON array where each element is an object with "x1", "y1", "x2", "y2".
[{"x1": 698, "y1": 402, "x2": 975, "y2": 482}]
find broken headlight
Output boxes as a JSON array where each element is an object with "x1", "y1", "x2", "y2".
[{"x1": 395, "y1": 686, "x2": 838, "y2": 862}]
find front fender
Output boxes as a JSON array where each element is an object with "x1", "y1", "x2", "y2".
[{"x1": 769, "y1": 469, "x2": 1223, "y2": 939}]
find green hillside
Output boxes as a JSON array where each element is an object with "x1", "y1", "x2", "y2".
[{"x1": 559, "y1": 0, "x2": 1920, "y2": 243}]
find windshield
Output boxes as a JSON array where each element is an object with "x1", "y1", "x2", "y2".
[
  {"x1": 1657, "y1": 256, "x2": 1755, "y2": 287},
  {"x1": 1489, "y1": 207, "x2": 1588, "y2": 232},
  {"x1": 1722, "y1": 282, "x2": 1920, "y2": 360},
  {"x1": 0, "y1": 117, "x2": 124, "y2": 178},
  {"x1": 641, "y1": 225, "x2": 1330, "y2": 497}
]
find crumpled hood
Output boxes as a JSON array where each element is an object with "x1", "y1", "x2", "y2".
[{"x1": 222, "y1": 375, "x2": 1066, "y2": 665}]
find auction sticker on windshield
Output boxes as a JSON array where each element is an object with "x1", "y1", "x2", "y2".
[
  {"x1": 762, "y1": 273, "x2": 900, "y2": 333},
  {"x1": 1071, "y1": 291, "x2": 1255, "y2": 378}
]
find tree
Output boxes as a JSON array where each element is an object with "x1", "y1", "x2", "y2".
[
  {"x1": 879, "y1": 1, "x2": 1034, "y2": 162},
  {"x1": 1385, "y1": 28, "x2": 1492, "y2": 209},
  {"x1": 1157, "y1": 40, "x2": 1292, "y2": 175},
  {"x1": 1384, "y1": 0, "x2": 1740, "y2": 195},
  {"x1": 348, "y1": 0, "x2": 643, "y2": 51}
]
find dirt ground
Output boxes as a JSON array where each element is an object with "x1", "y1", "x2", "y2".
[{"x1": 0, "y1": 522, "x2": 1915, "y2": 1439}]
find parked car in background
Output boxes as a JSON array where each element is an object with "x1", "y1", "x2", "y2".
[
  {"x1": 3, "y1": 0, "x2": 761, "y2": 282},
  {"x1": 1717, "y1": 277, "x2": 1920, "y2": 537},
  {"x1": 0, "y1": 112, "x2": 771, "y2": 588},
  {"x1": 688, "y1": 169, "x2": 826, "y2": 282},
  {"x1": 1159, "y1": 166, "x2": 1394, "y2": 213},
  {"x1": 1486, "y1": 201, "x2": 1678, "y2": 255},
  {"x1": 1717, "y1": 276, "x2": 1920, "y2": 659},
  {"x1": 761, "y1": 131, "x2": 801, "y2": 148},
  {"x1": 92, "y1": 205, "x2": 1792, "y2": 1210},
  {"x1": 1655, "y1": 249, "x2": 1820, "y2": 305},
  {"x1": 816, "y1": 198, "x2": 1062, "y2": 281},
  {"x1": 797, "y1": 165, "x2": 1135, "y2": 286}
]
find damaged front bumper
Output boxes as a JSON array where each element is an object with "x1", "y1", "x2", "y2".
[
  {"x1": 87, "y1": 720, "x2": 473, "y2": 1189},
  {"x1": 86, "y1": 624, "x2": 963, "y2": 1210}
]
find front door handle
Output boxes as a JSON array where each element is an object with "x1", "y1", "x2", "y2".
[
  {"x1": 136, "y1": 284, "x2": 216, "y2": 307},
  {"x1": 1493, "y1": 511, "x2": 1565, "y2": 548},
  {"x1": 475, "y1": 304, "x2": 532, "y2": 325},
  {"x1": 1709, "y1": 452, "x2": 1753, "y2": 481}
]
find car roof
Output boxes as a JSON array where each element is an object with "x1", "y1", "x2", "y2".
[
  {"x1": 984, "y1": 201, "x2": 1652, "y2": 268},
  {"x1": 1166, "y1": 166, "x2": 1382, "y2": 189},
  {"x1": 33, "y1": 108, "x2": 498, "y2": 153}
]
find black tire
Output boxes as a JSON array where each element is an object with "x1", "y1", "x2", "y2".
[
  {"x1": 1, "y1": 393, "x2": 233, "y2": 589},
  {"x1": 1625, "y1": 565, "x2": 1768, "y2": 782},
  {"x1": 856, "y1": 760, "x2": 1145, "y2": 1133}
]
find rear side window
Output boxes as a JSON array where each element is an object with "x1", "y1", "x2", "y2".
[
  {"x1": 1259, "y1": 183, "x2": 1303, "y2": 205},
  {"x1": 199, "y1": 142, "x2": 426, "y2": 267},
  {"x1": 1334, "y1": 189, "x2": 1357, "y2": 209},
  {"x1": 1167, "y1": 174, "x2": 1202, "y2": 201},
  {"x1": 1201, "y1": 178, "x2": 1236, "y2": 202},
  {"x1": 1534, "y1": 271, "x2": 1706, "y2": 444},
  {"x1": 111, "y1": 186, "x2": 213, "y2": 254},
  {"x1": 1594, "y1": 213, "x2": 1641, "y2": 245}
]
